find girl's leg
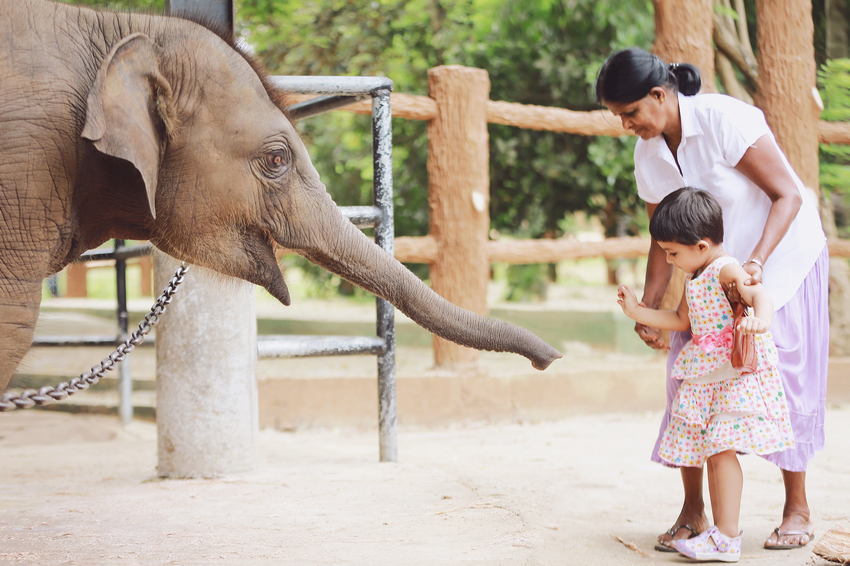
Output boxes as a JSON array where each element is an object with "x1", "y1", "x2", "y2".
[
  {"x1": 706, "y1": 450, "x2": 743, "y2": 538},
  {"x1": 655, "y1": 331, "x2": 709, "y2": 547}
]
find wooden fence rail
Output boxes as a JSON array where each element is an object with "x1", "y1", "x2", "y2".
[
  {"x1": 289, "y1": 92, "x2": 850, "y2": 142},
  {"x1": 394, "y1": 236, "x2": 850, "y2": 264}
]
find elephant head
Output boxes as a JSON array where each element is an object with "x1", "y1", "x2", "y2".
[{"x1": 0, "y1": 1, "x2": 561, "y2": 389}]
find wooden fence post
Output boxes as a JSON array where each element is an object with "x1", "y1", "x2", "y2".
[
  {"x1": 137, "y1": 255, "x2": 153, "y2": 296},
  {"x1": 427, "y1": 66, "x2": 491, "y2": 368},
  {"x1": 65, "y1": 263, "x2": 88, "y2": 298}
]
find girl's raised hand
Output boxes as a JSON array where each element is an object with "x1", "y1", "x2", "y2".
[
  {"x1": 617, "y1": 285, "x2": 639, "y2": 316},
  {"x1": 738, "y1": 315, "x2": 769, "y2": 335}
]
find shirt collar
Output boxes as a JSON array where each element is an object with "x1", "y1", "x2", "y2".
[{"x1": 677, "y1": 92, "x2": 703, "y2": 140}]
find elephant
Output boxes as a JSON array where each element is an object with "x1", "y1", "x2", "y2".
[{"x1": 0, "y1": 0, "x2": 562, "y2": 393}]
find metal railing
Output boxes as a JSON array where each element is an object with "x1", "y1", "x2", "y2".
[
  {"x1": 31, "y1": 76, "x2": 399, "y2": 461},
  {"x1": 265, "y1": 75, "x2": 397, "y2": 462}
]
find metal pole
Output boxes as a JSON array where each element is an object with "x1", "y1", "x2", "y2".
[
  {"x1": 115, "y1": 239, "x2": 133, "y2": 426},
  {"x1": 372, "y1": 89, "x2": 397, "y2": 463}
]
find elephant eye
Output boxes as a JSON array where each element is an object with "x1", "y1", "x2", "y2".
[{"x1": 261, "y1": 148, "x2": 290, "y2": 177}]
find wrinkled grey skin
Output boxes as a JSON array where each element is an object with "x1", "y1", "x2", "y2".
[{"x1": 0, "y1": 0, "x2": 562, "y2": 392}]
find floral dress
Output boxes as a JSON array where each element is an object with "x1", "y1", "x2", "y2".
[{"x1": 658, "y1": 256, "x2": 795, "y2": 467}]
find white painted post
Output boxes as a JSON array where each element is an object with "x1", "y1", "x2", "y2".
[{"x1": 153, "y1": 253, "x2": 258, "y2": 478}]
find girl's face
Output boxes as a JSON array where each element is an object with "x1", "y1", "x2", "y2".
[
  {"x1": 657, "y1": 240, "x2": 711, "y2": 274},
  {"x1": 603, "y1": 87, "x2": 671, "y2": 140}
]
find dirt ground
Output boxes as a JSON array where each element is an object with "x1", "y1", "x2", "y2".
[{"x1": 1, "y1": 406, "x2": 848, "y2": 565}]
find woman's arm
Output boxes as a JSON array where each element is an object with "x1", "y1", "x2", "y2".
[
  {"x1": 734, "y1": 135, "x2": 803, "y2": 284},
  {"x1": 619, "y1": 284, "x2": 691, "y2": 332},
  {"x1": 636, "y1": 203, "x2": 675, "y2": 349}
]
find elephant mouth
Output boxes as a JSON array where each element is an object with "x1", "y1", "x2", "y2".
[{"x1": 242, "y1": 228, "x2": 292, "y2": 306}]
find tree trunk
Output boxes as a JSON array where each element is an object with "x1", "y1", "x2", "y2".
[
  {"x1": 652, "y1": 0, "x2": 717, "y2": 92},
  {"x1": 754, "y1": 0, "x2": 821, "y2": 191}
]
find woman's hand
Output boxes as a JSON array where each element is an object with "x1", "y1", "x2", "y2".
[
  {"x1": 738, "y1": 315, "x2": 769, "y2": 334},
  {"x1": 742, "y1": 261, "x2": 763, "y2": 286},
  {"x1": 635, "y1": 322, "x2": 669, "y2": 350}
]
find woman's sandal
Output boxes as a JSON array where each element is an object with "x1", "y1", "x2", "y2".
[
  {"x1": 763, "y1": 528, "x2": 815, "y2": 550},
  {"x1": 655, "y1": 524, "x2": 699, "y2": 552}
]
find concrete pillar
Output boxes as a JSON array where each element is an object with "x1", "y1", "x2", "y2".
[{"x1": 154, "y1": 253, "x2": 258, "y2": 478}]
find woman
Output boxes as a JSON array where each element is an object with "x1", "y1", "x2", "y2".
[{"x1": 595, "y1": 47, "x2": 828, "y2": 551}]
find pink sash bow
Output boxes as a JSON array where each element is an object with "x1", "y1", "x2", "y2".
[{"x1": 692, "y1": 326, "x2": 733, "y2": 353}]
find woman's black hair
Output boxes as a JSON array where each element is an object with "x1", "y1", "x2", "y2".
[
  {"x1": 649, "y1": 187, "x2": 724, "y2": 245},
  {"x1": 595, "y1": 47, "x2": 701, "y2": 104}
]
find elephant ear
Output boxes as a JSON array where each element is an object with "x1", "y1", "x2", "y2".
[{"x1": 82, "y1": 33, "x2": 175, "y2": 220}]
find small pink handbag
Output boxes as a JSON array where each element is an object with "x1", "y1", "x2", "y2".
[{"x1": 724, "y1": 283, "x2": 758, "y2": 375}]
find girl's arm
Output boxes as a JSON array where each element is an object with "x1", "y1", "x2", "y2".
[
  {"x1": 719, "y1": 263, "x2": 774, "y2": 333},
  {"x1": 618, "y1": 284, "x2": 691, "y2": 332},
  {"x1": 734, "y1": 136, "x2": 803, "y2": 285}
]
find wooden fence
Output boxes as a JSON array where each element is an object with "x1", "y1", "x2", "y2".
[{"x1": 294, "y1": 65, "x2": 850, "y2": 367}]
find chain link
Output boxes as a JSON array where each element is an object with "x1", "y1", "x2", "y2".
[{"x1": 0, "y1": 263, "x2": 189, "y2": 412}]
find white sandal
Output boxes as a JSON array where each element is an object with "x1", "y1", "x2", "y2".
[{"x1": 671, "y1": 525, "x2": 742, "y2": 563}]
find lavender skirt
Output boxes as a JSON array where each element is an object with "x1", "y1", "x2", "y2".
[{"x1": 651, "y1": 245, "x2": 829, "y2": 472}]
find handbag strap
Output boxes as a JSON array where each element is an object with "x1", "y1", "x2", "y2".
[{"x1": 721, "y1": 281, "x2": 750, "y2": 321}]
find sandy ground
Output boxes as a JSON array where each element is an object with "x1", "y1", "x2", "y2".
[{"x1": 1, "y1": 406, "x2": 848, "y2": 565}]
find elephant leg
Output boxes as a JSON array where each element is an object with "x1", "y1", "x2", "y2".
[{"x1": 0, "y1": 280, "x2": 42, "y2": 392}]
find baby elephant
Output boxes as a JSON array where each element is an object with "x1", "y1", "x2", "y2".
[{"x1": 0, "y1": 0, "x2": 561, "y2": 391}]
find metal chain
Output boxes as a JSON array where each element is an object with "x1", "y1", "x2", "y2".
[{"x1": 0, "y1": 263, "x2": 189, "y2": 412}]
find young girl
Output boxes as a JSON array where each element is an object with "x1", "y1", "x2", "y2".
[{"x1": 618, "y1": 187, "x2": 795, "y2": 563}]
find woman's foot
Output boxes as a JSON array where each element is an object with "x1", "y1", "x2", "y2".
[
  {"x1": 656, "y1": 511, "x2": 710, "y2": 551},
  {"x1": 763, "y1": 511, "x2": 815, "y2": 549},
  {"x1": 672, "y1": 526, "x2": 742, "y2": 563},
  {"x1": 764, "y1": 474, "x2": 814, "y2": 550}
]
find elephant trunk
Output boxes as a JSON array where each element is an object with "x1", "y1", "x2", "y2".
[{"x1": 296, "y1": 211, "x2": 562, "y2": 371}]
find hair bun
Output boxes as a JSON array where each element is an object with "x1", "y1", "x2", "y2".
[{"x1": 671, "y1": 63, "x2": 702, "y2": 96}]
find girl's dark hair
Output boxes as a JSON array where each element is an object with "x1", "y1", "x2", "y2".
[
  {"x1": 649, "y1": 187, "x2": 724, "y2": 245},
  {"x1": 595, "y1": 47, "x2": 701, "y2": 104}
]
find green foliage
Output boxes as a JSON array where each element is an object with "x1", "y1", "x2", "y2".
[
  {"x1": 474, "y1": 0, "x2": 653, "y2": 243},
  {"x1": 818, "y1": 58, "x2": 850, "y2": 237},
  {"x1": 470, "y1": 0, "x2": 653, "y2": 299},
  {"x1": 503, "y1": 263, "x2": 548, "y2": 302}
]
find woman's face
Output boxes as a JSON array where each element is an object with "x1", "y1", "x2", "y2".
[{"x1": 603, "y1": 87, "x2": 671, "y2": 140}]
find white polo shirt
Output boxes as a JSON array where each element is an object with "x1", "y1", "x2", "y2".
[{"x1": 634, "y1": 92, "x2": 826, "y2": 310}]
